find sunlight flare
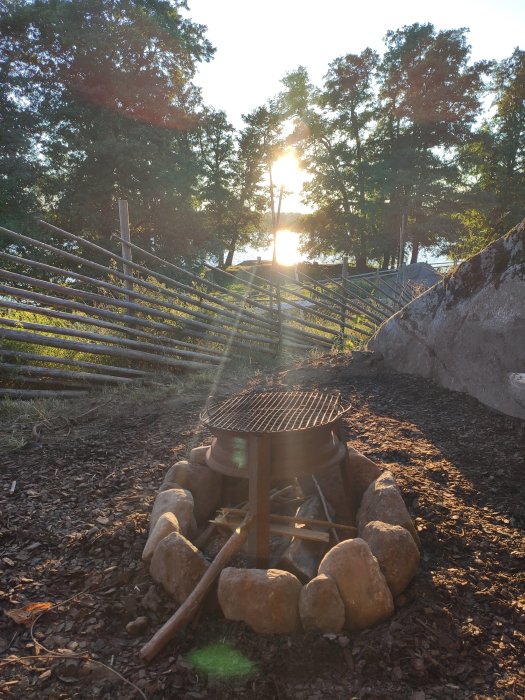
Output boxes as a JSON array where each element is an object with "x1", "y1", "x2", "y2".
[
  {"x1": 272, "y1": 151, "x2": 300, "y2": 189},
  {"x1": 275, "y1": 229, "x2": 301, "y2": 266}
]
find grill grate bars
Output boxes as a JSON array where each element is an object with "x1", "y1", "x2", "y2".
[{"x1": 202, "y1": 390, "x2": 344, "y2": 433}]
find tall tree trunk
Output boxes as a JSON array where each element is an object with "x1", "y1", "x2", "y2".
[
  {"x1": 355, "y1": 253, "x2": 367, "y2": 273},
  {"x1": 381, "y1": 252, "x2": 390, "y2": 270},
  {"x1": 224, "y1": 232, "x2": 239, "y2": 268},
  {"x1": 410, "y1": 239, "x2": 419, "y2": 264}
]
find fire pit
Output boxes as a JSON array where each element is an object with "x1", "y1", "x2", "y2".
[{"x1": 200, "y1": 390, "x2": 352, "y2": 566}]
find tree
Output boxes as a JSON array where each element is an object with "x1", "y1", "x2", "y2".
[
  {"x1": 0, "y1": 2, "x2": 42, "y2": 239},
  {"x1": 195, "y1": 108, "x2": 268, "y2": 267},
  {"x1": 451, "y1": 48, "x2": 525, "y2": 258},
  {"x1": 1, "y1": 0, "x2": 213, "y2": 257},
  {"x1": 279, "y1": 56, "x2": 380, "y2": 271},
  {"x1": 373, "y1": 23, "x2": 487, "y2": 263}
]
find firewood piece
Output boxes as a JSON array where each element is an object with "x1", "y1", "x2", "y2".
[
  {"x1": 212, "y1": 514, "x2": 330, "y2": 544},
  {"x1": 220, "y1": 507, "x2": 357, "y2": 536},
  {"x1": 139, "y1": 513, "x2": 253, "y2": 663}
]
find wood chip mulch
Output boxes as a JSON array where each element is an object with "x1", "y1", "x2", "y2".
[{"x1": 0, "y1": 355, "x2": 524, "y2": 700}]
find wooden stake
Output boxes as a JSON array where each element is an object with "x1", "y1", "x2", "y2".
[{"x1": 139, "y1": 513, "x2": 253, "y2": 663}]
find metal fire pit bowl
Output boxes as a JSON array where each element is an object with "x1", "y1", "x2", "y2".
[{"x1": 200, "y1": 390, "x2": 351, "y2": 481}]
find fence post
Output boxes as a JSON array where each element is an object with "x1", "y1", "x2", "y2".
[
  {"x1": 340, "y1": 256, "x2": 348, "y2": 344},
  {"x1": 118, "y1": 199, "x2": 134, "y2": 303}
]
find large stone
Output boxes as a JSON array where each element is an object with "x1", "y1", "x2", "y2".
[
  {"x1": 278, "y1": 496, "x2": 328, "y2": 582},
  {"x1": 318, "y1": 538, "x2": 394, "y2": 631},
  {"x1": 218, "y1": 568, "x2": 301, "y2": 634},
  {"x1": 299, "y1": 574, "x2": 345, "y2": 633},
  {"x1": 189, "y1": 445, "x2": 210, "y2": 466},
  {"x1": 149, "y1": 531, "x2": 208, "y2": 604},
  {"x1": 150, "y1": 488, "x2": 194, "y2": 537},
  {"x1": 361, "y1": 520, "x2": 420, "y2": 597},
  {"x1": 161, "y1": 460, "x2": 221, "y2": 523},
  {"x1": 142, "y1": 512, "x2": 180, "y2": 561},
  {"x1": 368, "y1": 222, "x2": 525, "y2": 420},
  {"x1": 357, "y1": 471, "x2": 420, "y2": 547},
  {"x1": 345, "y1": 446, "x2": 383, "y2": 511}
]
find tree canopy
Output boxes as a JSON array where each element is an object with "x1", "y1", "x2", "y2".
[{"x1": 1, "y1": 5, "x2": 523, "y2": 268}]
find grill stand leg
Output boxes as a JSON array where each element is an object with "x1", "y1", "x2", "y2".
[
  {"x1": 247, "y1": 434, "x2": 271, "y2": 567},
  {"x1": 335, "y1": 419, "x2": 358, "y2": 524}
]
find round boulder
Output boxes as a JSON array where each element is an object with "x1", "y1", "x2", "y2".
[
  {"x1": 357, "y1": 471, "x2": 420, "y2": 547},
  {"x1": 150, "y1": 487, "x2": 194, "y2": 537},
  {"x1": 149, "y1": 531, "x2": 208, "y2": 604},
  {"x1": 361, "y1": 520, "x2": 420, "y2": 597},
  {"x1": 299, "y1": 573, "x2": 345, "y2": 633},
  {"x1": 142, "y1": 511, "x2": 180, "y2": 561},
  {"x1": 161, "y1": 460, "x2": 221, "y2": 523},
  {"x1": 218, "y1": 567, "x2": 301, "y2": 634},
  {"x1": 318, "y1": 538, "x2": 394, "y2": 632}
]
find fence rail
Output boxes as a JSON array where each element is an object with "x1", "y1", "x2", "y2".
[{"x1": 0, "y1": 216, "x2": 422, "y2": 398}]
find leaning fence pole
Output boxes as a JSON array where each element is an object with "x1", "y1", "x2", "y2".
[
  {"x1": 340, "y1": 256, "x2": 348, "y2": 341},
  {"x1": 118, "y1": 199, "x2": 134, "y2": 304}
]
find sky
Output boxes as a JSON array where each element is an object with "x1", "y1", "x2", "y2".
[{"x1": 185, "y1": 0, "x2": 525, "y2": 128}]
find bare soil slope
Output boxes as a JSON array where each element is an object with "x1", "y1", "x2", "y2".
[{"x1": 1, "y1": 354, "x2": 524, "y2": 700}]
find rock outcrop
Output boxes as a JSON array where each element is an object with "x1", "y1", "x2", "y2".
[{"x1": 368, "y1": 223, "x2": 525, "y2": 419}]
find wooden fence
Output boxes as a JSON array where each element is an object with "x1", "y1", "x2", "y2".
[{"x1": 0, "y1": 214, "x2": 421, "y2": 398}]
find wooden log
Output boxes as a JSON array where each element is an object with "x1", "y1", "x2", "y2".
[
  {"x1": 10, "y1": 223, "x2": 277, "y2": 335},
  {"x1": 0, "y1": 388, "x2": 89, "y2": 399},
  {"x1": 0, "y1": 327, "x2": 213, "y2": 371},
  {"x1": 0, "y1": 317, "x2": 223, "y2": 365},
  {"x1": 118, "y1": 199, "x2": 134, "y2": 301},
  {"x1": 0, "y1": 348, "x2": 151, "y2": 377},
  {"x1": 0, "y1": 284, "x2": 233, "y2": 358},
  {"x1": 0, "y1": 299, "x2": 228, "y2": 362},
  {"x1": 0, "y1": 268, "x2": 278, "y2": 348},
  {"x1": 139, "y1": 513, "x2": 253, "y2": 663},
  {"x1": 0, "y1": 362, "x2": 133, "y2": 385}
]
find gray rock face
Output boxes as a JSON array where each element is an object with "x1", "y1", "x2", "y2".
[
  {"x1": 368, "y1": 223, "x2": 525, "y2": 419},
  {"x1": 299, "y1": 574, "x2": 345, "y2": 633},
  {"x1": 142, "y1": 511, "x2": 180, "y2": 561},
  {"x1": 360, "y1": 520, "x2": 420, "y2": 597},
  {"x1": 218, "y1": 568, "x2": 301, "y2": 634},
  {"x1": 318, "y1": 538, "x2": 394, "y2": 631},
  {"x1": 149, "y1": 532, "x2": 208, "y2": 604},
  {"x1": 150, "y1": 488, "x2": 194, "y2": 537},
  {"x1": 357, "y1": 471, "x2": 420, "y2": 547},
  {"x1": 161, "y1": 460, "x2": 221, "y2": 523}
]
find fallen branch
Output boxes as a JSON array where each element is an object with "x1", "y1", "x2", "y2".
[{"x1": 139, "y1": 512, "x2": 253, "y2": 663}]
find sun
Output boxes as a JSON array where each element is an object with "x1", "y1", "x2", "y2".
[{"x1": 275, "y1": 229, "x2": 301, "y2": 266}]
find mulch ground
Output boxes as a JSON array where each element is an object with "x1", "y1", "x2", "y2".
[{"x1": 1, "y1": 354, "x2": 524, "y2": 700}]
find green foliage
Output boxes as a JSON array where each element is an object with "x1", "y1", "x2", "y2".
[{"x1": 1, "y1": 0, "x2": 213, "y2": 256}]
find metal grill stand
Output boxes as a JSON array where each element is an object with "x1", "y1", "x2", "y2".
[{"x1": 201, "y1": 391, "x2": 352, "y2": 567}]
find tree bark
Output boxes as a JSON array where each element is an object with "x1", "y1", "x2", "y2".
[{"x1": 410, "y1": 239, "x2": 420, "y2": 264}]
